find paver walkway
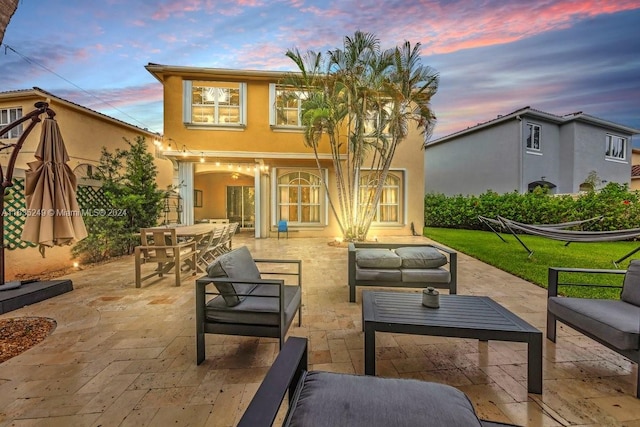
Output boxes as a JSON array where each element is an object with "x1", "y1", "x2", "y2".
[{"x1": 0, "y1": 234, "x2": 638, "y2": 426}]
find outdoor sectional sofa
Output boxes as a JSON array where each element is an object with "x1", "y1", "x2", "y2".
[
  {"x1": 348, "y1": 242, "x2": 457, "y2": 302},
  {"x1": 238, "y1": 337, "x2": 518, "y2": 426},
  {"x1": 547, "y1": 260, "x2": 640, "y2": 398}
]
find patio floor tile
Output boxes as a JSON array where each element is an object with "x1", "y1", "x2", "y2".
[{"x1": 0, "y1": 234, "x2": 638, "y2": 426}]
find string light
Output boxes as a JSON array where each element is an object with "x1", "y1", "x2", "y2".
[{"x1": 156, "y1": 136, "x2": 271, "y2": 174}]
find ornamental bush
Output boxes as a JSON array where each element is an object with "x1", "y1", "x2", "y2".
[{"x1": 424, "y1": 183, "x2": 640, "y2": 231}]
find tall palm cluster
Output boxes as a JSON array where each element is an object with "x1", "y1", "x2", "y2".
[{"x1": 284, "y1": 31, "x2": 439, "y2": 241}]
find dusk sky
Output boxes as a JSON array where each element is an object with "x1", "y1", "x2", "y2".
[{"x1": 2, "y1": 0, "x2": 639, "y2": 144}]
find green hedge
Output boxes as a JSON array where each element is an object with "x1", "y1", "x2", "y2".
[{"x1": 424, "y1": 183, "x2": 640, "y2": 231}]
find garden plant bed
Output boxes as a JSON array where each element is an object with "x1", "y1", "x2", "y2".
[{"x1": 0, "y1": 317, "x2": 56, "y2": 363}]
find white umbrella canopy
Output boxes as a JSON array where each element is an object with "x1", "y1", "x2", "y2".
[{"x1": 21, "y1": 117, "x2": 87, "y2": 251}]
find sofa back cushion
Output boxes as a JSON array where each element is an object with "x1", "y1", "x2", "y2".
[
  {"x1": 355, "y1": 249, "x2": 402, "y2": 268},
  {"x1": 206, "y1": 246, "x2": 261, "y2": 306},
  {"x1": 394, "y1": 246, "x2": 447, "y2": 269},
  {"x1": 621, "y1": 259, "x2": 640, "y2": 306}
]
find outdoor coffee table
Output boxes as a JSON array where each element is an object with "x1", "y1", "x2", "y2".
[{"x1": 362, "y1": 291, "x2": 543, "y2": 394}]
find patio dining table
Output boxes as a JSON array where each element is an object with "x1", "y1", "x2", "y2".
[{"x1": 145, "y1": 223, "x2": 223, "y2": 273}]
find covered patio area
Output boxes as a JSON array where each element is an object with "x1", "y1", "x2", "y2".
[{"x1": 0, "y1": 234, "x2": 638, "y2": 426}]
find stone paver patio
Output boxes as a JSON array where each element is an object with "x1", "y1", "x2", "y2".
[{"x1": 0, "y1": 234, "x2": 638, "y2": 426}]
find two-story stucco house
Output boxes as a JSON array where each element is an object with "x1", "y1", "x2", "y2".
[
  {"x1": 424, "y1": 106, "x2": 640, "y2": 196},
  {"x1": 145, "y1": 64, "x2": 427, "y2": 238},
  {"x1": 0, "y1": 87, "x2": 173, "y2": 279}
]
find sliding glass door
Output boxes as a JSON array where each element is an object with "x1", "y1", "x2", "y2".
[{"x1": 226, "y1": 186, "x2": 255, "y2": 228}]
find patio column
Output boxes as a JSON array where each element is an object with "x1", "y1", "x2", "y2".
[
  {"x1": 254, "y1": 165, "x2": 261, "y2": 238},
  {"x1": 178, "y1": 161, "x2": 194, "y2": 225}
]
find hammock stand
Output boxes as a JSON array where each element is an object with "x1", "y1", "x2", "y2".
[
  {"x1": 478, "y1": 215, "x2": 603, "y2": 249},
  {"x1": 486, "y1": 216, "x2": 640, "y2": 266}
]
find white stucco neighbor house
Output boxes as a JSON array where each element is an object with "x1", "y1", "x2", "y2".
[{"x1": 424, "y1": 106, "x2": 640, "y2": 196}]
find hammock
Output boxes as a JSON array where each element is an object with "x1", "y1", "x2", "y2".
[
  {"x1": 496, "y1": 216, "x2": 640, "y2": 242},
  {"x1": 478, "y1": 215, "x2": 603, "y2": 243},
  {"x1": 479, "y1": 215, "x2": 640, "y2": 265}
]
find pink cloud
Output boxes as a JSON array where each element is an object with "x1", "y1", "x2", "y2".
[{"x1": 380, "y1": 0, "x2": 640, "y2": 54}]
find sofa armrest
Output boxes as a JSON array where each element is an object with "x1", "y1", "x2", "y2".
[
  {"x1": 237, "y1": 337, "x2": 308, "y2": 427},
  {"x1": 548, "y1": 267, "x2": 626, "y2": 298}
]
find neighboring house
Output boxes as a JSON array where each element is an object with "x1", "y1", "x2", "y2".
[
  {"x1": 632, "y1": 148, "x2": 640, "y2": 191},
  {"x1": 145, "y1": 64, "x2": 426, "y2": 238},
  {"x1": 0, "y1": 87, "x2": 173, "y2": 278},
  {"x1": 424, "y1": 106, "x2": 640, "y2": 196}
]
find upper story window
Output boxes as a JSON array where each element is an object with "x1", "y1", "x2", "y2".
[
  {"x1": 605, "y1": 134, "x2": 627, "y2": 160},
  {"x1": 269, "y1": 84, "x2": 306, "y2": 128},
  {"x1": 0, "y1": 107, "x2": 23, "y2": 139},
  {"x1": 359, "y1": 172, "x2": 402, "y2": 224},
  {"x1": 364, "y1": 104, "x2": 393, "y2": 140},
  {"x1": 526, "y1": 123, "x2": 541, "y2": 151},
  {"x1": 183, "y1": 80, "x2": 246, "y2": 127}
]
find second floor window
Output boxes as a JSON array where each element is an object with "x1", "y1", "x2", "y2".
[
  {"x1": 270, "y1": 84, "x2": 306, "y2": 128},
  {"x1": 605, "y1": 134, "x2": 626, "y2": 160},
  {"x1": 0, "y1": 107, "x2": 23, "y2": 139},
  {"x1": 183, "y1": 81, "x2": 246, "y2": 126},
  {"x1": 526, "y1": 123, "x2": 541, "y2": 151}
]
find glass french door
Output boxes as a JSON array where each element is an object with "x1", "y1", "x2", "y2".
[{"x1": 226, "y1": 186, "x2": 255, "y2": 228}]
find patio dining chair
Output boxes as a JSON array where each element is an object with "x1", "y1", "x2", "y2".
[{"x1": 134, "y1": 228, "x2": 197, "y2": 288}]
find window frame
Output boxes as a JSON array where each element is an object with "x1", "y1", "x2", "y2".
[
  {"x1": 183, "y1": 80, "x2": 247, "y2": 128},
  {"x1": 359, "y1": 171, "x2": 403, "y2": 225},
  {"x1": 0, "y1": 107, "x2": 23, "y2": 139},
  {"x1": 605, "y1": 133, "x2": 627, "y2": 161},
  {"x1": 269, "y1": 84, "x2": 306, "y2": 130},
  {"x1": 274, "y1": 169, "x2": 326, "y2": 226},
  {"x1": 525, "y1": 123, "x2": 541, "y2": 152}
]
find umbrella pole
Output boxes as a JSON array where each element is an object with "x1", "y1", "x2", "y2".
[{"x1": 0, "y1": 102, "x2": 54, "y2": 287}]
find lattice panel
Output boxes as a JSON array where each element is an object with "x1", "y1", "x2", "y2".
[
  {"x1": 2, "y1": 178, "x2": 36, "y2": 250},
  {"x1": 76, "y1": 185, "x2": 110, "y2": 209},
  {"x1": 2, "y1": 180, "x2": 108, "y2": 251}
]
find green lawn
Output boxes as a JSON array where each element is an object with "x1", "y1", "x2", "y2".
[{"x1": 424, "y1": 227, "x2": 638, "y2": 299}]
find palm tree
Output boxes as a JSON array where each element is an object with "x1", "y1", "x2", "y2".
[
  {"x1": 0, "y1": 0, "x2": 19, "y2": 45},
  {"x1": 284, "y1": 31, "x2": 438, "y2": 241}
]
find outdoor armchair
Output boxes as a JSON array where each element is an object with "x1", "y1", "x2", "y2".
[
  {"x1": 547, "y1": 261, "x2": 640, "y2": 397},
  {"x1": 239, "y1": 337, "x2": 519, "y2": 426},
  {"x1": 195, "y1": 246, "x2": 302, "y2": 364}
]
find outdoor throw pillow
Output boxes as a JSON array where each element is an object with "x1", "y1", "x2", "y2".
[
  {"x1": 394, "y1": 246, "x2": 447, "y2": 269},
  {"x1": 621, "y1": 259, "x2": 640, "y2": 306},
  {"x1": 206, "y1": 246, "x2": 261, "y2": 306},
  {"x1": 355, "y1": 248, "x2": 402, "y2": 269}
]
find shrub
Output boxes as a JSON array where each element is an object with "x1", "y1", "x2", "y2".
[{"x1": 425, "y1": 183, "x2": 640, "y2": 232}]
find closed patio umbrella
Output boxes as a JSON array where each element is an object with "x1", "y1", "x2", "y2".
[{"x1": 21, "y1": 117, "x2": 87, "y2": 252}]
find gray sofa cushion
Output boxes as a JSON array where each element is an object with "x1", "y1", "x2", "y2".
[
  {"x1": 206, "y1": 246, "x2": 261, "y2": 306},
  {"x1": 355, "y1": 249, "x2": 402, "y2": 268},
  {"x1": 355, "y1": 266, "x2": 402, "y2": 282},
  {"x1": 621, "y1": 259, "x2": 640, "y2": 306},
  {"x1": 402, "y1": 268, "x2": 451, "y2": 283},
  {"x1": 205, "y1": 285, "x2": 301, "y2": 326},
  {"x1": 548, "y1": 297, "x2": 640, "y2": 350},
  {"x1": 285, "y1": 371, "x2": 483, "y2": 427},
  {"x1": 394, "y1": 246, "x2": 447, "y2": 269}
]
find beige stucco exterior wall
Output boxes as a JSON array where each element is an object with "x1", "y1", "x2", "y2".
[{"x1": 1, "y1": 90, "x2": 174, "y2": 280}]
